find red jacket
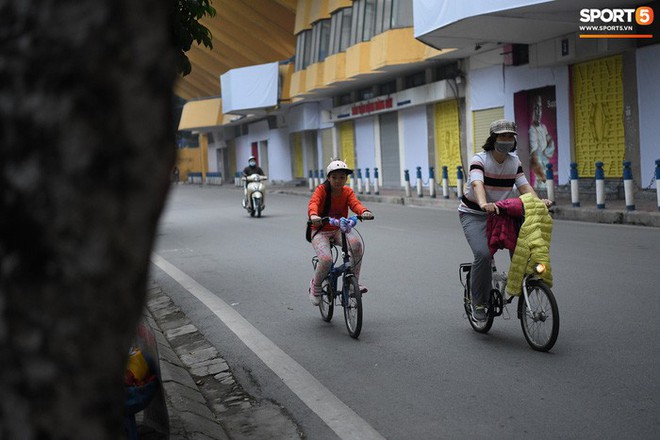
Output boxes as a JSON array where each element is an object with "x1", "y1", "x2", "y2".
[
  {"x1": 487, "y1": 198, "x2": 524, "y2": 256},
  {"x1": 308, "y1": 185, "x2": 368, "y2": 232}
]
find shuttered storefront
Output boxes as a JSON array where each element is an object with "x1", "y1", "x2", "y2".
[
  {"x1": 472, "y1": 107, "x2": 504, "y2": 157},
  {"x1": 434, "y1": 100, "x2": 462, "y2": 186},
  {"x1": 339, "y1": 121, "x2": 355, "y2": 183},
  {"x1": 291, "y1": 132, "x2": 303, "y2": 178},
  {"x1": 320, "y1": 128, "x2": 333, "y2": 169},
  {"x1": 305, "y1": 131, "x2": 318, "y2": 175},
  {"x1": 572, "y1": 55, "x2": 624, "y2": 178},
  {"x1": 379, "y1": 112, "x2": 401, "y2": 188}
]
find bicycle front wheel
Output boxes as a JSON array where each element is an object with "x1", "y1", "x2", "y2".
[
  {"x1": 519, "y1": 281, "x2": 559, "y2": 352},
  {"x1": 343, "y1": 276, "x2": 362, "y2": 338},
  {"x1": 319, "y1": 278, "x2": 334, "y2": 322}
]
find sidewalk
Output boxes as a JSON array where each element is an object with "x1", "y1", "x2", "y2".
[
  {"x1": 139, "y1": 281, "x2": 302, "y2": 440},
  {"x1": 267, "y1": 181, "x2": 660, "y2": 228}
]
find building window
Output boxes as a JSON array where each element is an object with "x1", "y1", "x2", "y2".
[
  {"x1": 349, "y1": 1, "x2": 361, "y2": 47},
  {"x1": 379, "y1": 80, "x2": 397, "y2": 95},
  {"x1": 295, "y1": 31, "x2": 314, "y2": 71},
  {"x1": 295, "y1": 34, "x2": 303, "y2": 71},
  {"x1": 317, "y1": 20, "x2": 330, "y2": 62},
  {"x1": 391, "y1": 0, "x2": 413, "y2": 28},
  {"x1": 339, "y1": 8, "x2": 353, "y2": 52},
  {"x1": 338, "y1": 93, "x2": 352, "y2": 106},
  {"x1": 362, "y1": 0, "x2": 377, "y2": 41},
  {"x1": 358, "y1": 87, "x2": 375, "y2": 101},
  {"x1": 404, "y1": 71, "x2": 425, "y2": 89},
  {"x1": 303, "y1": 29, "x2": 312, "y2": 69},
  {"x1": 309, "y1": 20, "x2": 331, "y2": 64}
]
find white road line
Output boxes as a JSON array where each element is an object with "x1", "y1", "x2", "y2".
[{"x1": 152, "y1": 253, "x2": 386, "y2": 440}]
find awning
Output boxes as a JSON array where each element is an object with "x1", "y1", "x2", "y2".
[
  {"x1": 414, "y1": 0, "x2": 649, "y2": 51},
  {"x1": 178, "y1": 98, "x2": 224, "y2": 131}
]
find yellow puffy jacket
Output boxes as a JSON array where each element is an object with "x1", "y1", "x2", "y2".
[{"x1": 507, "y1": 193, "x2": 553, "y2": 296}]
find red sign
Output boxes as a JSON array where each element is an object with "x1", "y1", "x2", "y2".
[{"x1": 351, "y1": 97, "x2": 393, "y2": 116}]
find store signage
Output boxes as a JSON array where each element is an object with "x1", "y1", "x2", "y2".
[{"x1": 351, "y1": 97, "x2": 393, "y2": 116}]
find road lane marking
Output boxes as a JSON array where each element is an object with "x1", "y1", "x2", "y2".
[{"x1": 152, "y1": 253, "x2": 386, "y2": 440}]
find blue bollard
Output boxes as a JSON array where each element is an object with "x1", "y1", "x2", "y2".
[
  {"x1": 595, "y1": 161, "x2": 605, "y2": 209},
  {"x1": 442, "y1": 166, "x2": 449, "y2": 199},
  {"x1": 308, "y1": 169, "x2": 314, "y2": 192},
  {"x1": 416, "y1": 166, "x2": 423, "y2": 198},
  {"x1": 570, "y1": 162, "x2": 580, "y2": 207},
  {"x1": 545, "y1": 163, "x2": 555, "y2": 203},
  {"x1": 365, "y1": 168, "x2": 371, "y2": 194},
  {"x1": 429, "y1": 166, "x2": 436, "y2": 198},
  {"x1": 374, "y1": 167, "x2": 380, "y2": 195},
  {"x1": 404, "y1": 169, "x2": 411, "y2": 197},
  {"x1": 655, "y1": 159, "x2": 660, "y2": 211},
  {"x1": 456, "y1": 166, "x2": 464, "y2": 198},
  {"x1": 357, "y1": 168, "x2": 363, "y2": 194},
  {"x1": 623, "y1": 161, "x2": 635, "y2": 211}
]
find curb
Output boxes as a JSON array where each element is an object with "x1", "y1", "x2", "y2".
[
  {"x1": 143, "y1": 282, "x2": 303, "y2": 440},
  {"x1": 145, "y1": 284, "x2": 231, "y2": 440}
]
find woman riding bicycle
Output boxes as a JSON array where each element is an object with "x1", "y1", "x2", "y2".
[
  {"x1": 308, "y1": 159, "x2": 374, "y2": 306},
  {"x1": 459, "y1": 119, "x2": 551, "y2": 321}
]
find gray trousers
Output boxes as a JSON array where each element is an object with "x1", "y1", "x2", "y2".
[{"x1": 459, "y1": 212, "x2": 492, "y2": 306}]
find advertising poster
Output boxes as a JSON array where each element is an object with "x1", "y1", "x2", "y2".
[{"x1": 514, "y1": 86, "x2": 558, "y2": 188}]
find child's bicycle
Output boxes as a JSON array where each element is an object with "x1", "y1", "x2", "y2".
[
  {"x1": 460, "y1": 261, "x2": 559, "y2": 352},
  {"x1": 309, "y1": 215, "x2": 371, "y2": 339}
]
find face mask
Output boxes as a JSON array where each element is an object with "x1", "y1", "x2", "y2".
[
  {"x1": 494, "y1": 140, "x2": 515, "y2": 153},
  {"x1": 249, "y1": 160, "x2": 256, "y2": 166}
]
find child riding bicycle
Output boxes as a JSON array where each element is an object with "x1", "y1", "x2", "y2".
[{"x1": 308, "y1": 159, "x2": 374, "y2": 306}]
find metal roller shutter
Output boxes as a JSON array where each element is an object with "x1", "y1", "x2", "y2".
[
  {"x1": 379, "y1": 112, "x2": 401, "y2": 188},
  {"x1": 472, "y1": 107, "x2": 504, "y2": 156}
]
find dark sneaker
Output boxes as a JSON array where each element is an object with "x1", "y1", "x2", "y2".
[{"x1": 473, "y1": 304, "x2": 488, "y2": 322}]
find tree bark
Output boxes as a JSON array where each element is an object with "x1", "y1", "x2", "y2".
[{"x1": 0, "y1": 1, "x2": 176, "y2": 438}]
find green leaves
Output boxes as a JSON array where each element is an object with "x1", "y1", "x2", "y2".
[{"x1": 173, "y1": 0, "x2": 216, "y2": 76}]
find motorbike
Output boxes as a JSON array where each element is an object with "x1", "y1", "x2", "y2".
[{"x1": 241, "y1": 173, "x2": 267, "y2": 217}]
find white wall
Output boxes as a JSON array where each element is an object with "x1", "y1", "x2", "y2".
[
  {"x1": 637, "y1": 44, "x2": 660, "y2": 189},
  {"x1": 354, "y1": 116, "x2": 377, "y2": 174},
  {"x1": 266, "y1": 128, "x2": 293, "y2": 182},
  {"x1": 235, "y1": 120, "x2": 292, "y2": 181},
  {"x1": 468, "y1": 65, "x2": 505, "y2": 111},
  {"x1": 399, "y1": 106, "x2": 429, "y2": 182}
]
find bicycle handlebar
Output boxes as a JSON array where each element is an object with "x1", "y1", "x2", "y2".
[{"x1": 306, "y1": 215, "x2": 374, "y2": 228}]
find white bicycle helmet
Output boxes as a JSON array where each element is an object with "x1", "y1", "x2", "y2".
[{"x1": 326, "y1": 160, "x2": 353, "y2": 176}]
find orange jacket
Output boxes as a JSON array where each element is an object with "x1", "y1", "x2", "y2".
[{"x1": 308, "y1": 184, "x2": 368, "y2": 232}]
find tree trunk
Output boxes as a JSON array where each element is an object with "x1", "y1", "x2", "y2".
[{"x1": 0, "y1": 1, "x2": 176, "y2": 438}]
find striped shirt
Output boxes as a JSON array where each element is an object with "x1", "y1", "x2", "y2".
[{"x1": 458, "y1": 151, "x2": 529, "y2": 215}]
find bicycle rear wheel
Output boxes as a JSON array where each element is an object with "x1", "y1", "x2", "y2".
[
  {"x1": 519, "y1": 281, "x2": 559, "y2": 352},
  {"x1": 319, "y1": 278, "x2": 334, "y2": 322},
  {"x1": 343, "y1": 276, "x2": 362, "y2": 338}
]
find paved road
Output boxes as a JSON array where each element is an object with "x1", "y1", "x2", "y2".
[{"x1": 151, "y1": 185, "x2": 660, "y2": 440}]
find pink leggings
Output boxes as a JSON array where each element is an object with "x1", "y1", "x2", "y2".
[{"x1": 311, "y1": 229, "x2": 363, "y2": 294}]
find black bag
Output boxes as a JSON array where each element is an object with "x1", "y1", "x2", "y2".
[{"x1": 306, "y1": 181, "x2": 332, "y2": 242}]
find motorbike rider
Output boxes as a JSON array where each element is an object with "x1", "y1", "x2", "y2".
[{"x1": 242, "y1": 156, "x2": 265, "y2": 207}]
